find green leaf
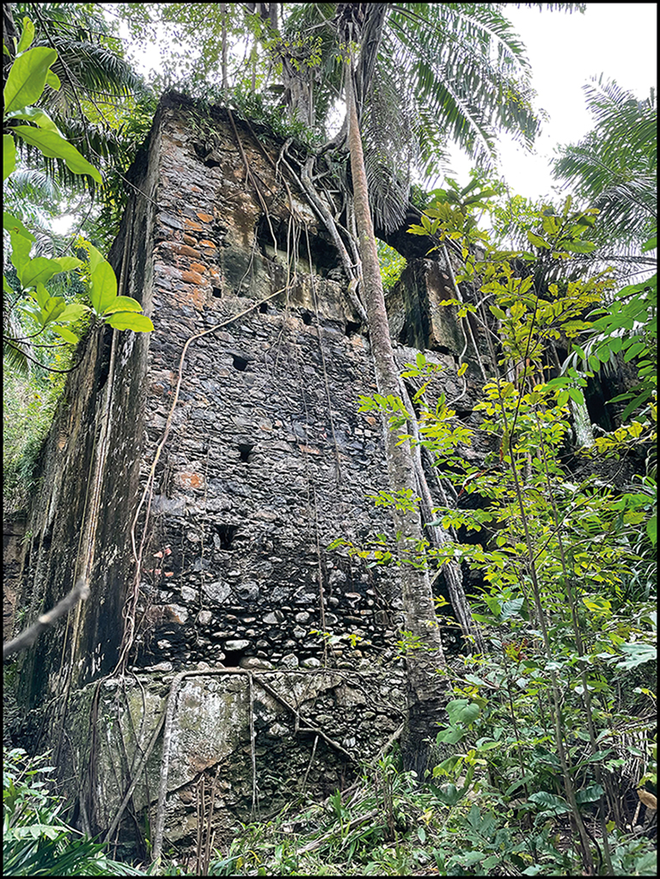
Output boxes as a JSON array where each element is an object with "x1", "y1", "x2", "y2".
[
  {"x1": 53, "y1": 256, "x2": 83, "y2": 273},
  {"x1": 51, "y1": 325, "x2": 79, "y2": 344},
  {"x1": 557, "y1": 389, "x2": 569, "y2": 406},
  {"x1": 620, "y1": 390, "x2": 652, "y2": 421},
  {"x1": 615, "y1": 642, "x2": 656, "y2": 669},
  {"x1": 4, "y1": 211, "x2": 35, "y2": 241},
  {"x1": 9, "y1": 228, "x2": 33, "y2": 274},
  {"x1": 527, "y1": 231, "x2": 550, "y2": 249},
  {"x1": 3, "y1": 47, "x2": 58, "y2": 113},
  {"x1": 45, "y1": 69, "x2": 61, "y2": 91},
  {"x1": 561, "y1": 240, "x2": 596, "y2": 254},
  {"x1": 642, "y1": 235, "x2": 656, "y2": 253},
  {"x1": 446, "y1": 698, "x2": 480, "y2": 726},
  {"x1": 88, "y1": 259, "x2": 117, "y2": 314},
  {"x1": 18, "y1": 256, "x2": 70, "y2": 288},
  {"x1": 567, "y1": 388, "x2": 584, "y2": 404},
  {"x1": 623, "y1": 341, "x2": 646, "y2": 362},
  {"x1": 5, "y1": 105, "x2": 61, "y2": 134},
  {"x1": 436, "y1": 727, "x2": 465, "y2": 745},
  {"x1": 646, "y1": 513, "x2": 657, "y2": 546},
  {"x1": 576, "y1": 784, "x2": 604, "y2": 805},
  {"x1": 3, "y1": 274, "x2": 15, "y2": 296},
  {"x1": 489, "y1": 305, "x2": 507, "y2": 319},
  {"x1": 528, "y1": 791, "x2": 571, "y2": 814},
  {"x1": 3, "y1": 134, "x2": 16, "y2": 180},
  {"x1": 40, "y1": 295, "x2": 66, "y2": 326},
  {"x1": 33, "y1": 282, "x2": 50, "y2": 308},
  {"x1": 102, "y1": 296, "x2": 145, "y2": 315},
  {"x1": 104, "y1": 312, "x2": 154, "y2": 332},
  {"x1": 16, "y1": 17, "x2": 36, "y2": 54},
  {"x1": 57, "y1": 303, "x2": 90, "y2": 323},
  {"x1": 10, "y1": 126, "x2": 102, "y2": 183}
]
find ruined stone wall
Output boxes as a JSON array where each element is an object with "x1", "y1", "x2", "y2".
[{"x1": 8, "y1": 91, "x2": 482, "y2": 855}]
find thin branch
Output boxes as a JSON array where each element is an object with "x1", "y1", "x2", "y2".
[{"x1": 3, "y1": 577, "x2": 89, "y2": 659}]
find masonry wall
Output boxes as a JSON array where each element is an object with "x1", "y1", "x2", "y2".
[{"x1": 8, "y1": 92, "x2": 483, "y2": 855}]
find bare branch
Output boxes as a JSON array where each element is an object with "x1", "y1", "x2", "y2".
[{"x1": 3, "y1": 578, "x2": 89, "y2": 659}]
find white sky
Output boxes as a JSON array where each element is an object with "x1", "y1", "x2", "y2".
[{"x1": 448, "y1": 2, "x2": 657, "y2": 200}]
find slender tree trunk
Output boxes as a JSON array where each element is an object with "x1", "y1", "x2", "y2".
[
  {"x1": 345, "y1": 57, "x2": 447, "y2": 777},
  {"x1": 220, "y1": 3, "x2": 228, "y2": 90}
]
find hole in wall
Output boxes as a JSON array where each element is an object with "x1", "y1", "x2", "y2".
[
  {"x1": 222, "y1": 648, "x2": 246, "y2": 668},
  {"x1": 345, "y1": 320, "x2": 361, "y2": 337},
  {"x1": 301, "y1": 310, "x2": 314, "y2": 325},
  {"x1": 215, "y1": 523, "x2": 238, "y2": 549},
  {"x1": 232, "y1": 354, "x2": 249, "y2": 371},
  {"x1": 258, "y1": 301, "x2": 269, "y2": 313},
  {"x1": 238, "y1": 442, "x2": 254, "y2": 463},
  {"x1": 212, "y1": 286, "x2": 223, "y2": 298}
]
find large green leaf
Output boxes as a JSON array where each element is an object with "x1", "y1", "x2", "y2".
[
  {"x1": 3, "y1": 47, "x2": 58, "y2": 113},
  {"x1": 52, "y1": 256, "x2": 83, "y2": 273},
  {"x1": 51, "y1": 325, "x2": 79, "y2": 344},
  {"x1": 3, "y1": 134, "x2": 16, "y2": 180},
  {"x1": 527, "y1": 231, "x2": 550, "y2": 249},
  {"x1": 104, "y1": 312, "x2": 154, "y2": 332},
  {"x1": 10, "y1": 126, "x2": 102, "y2": 184},
  {"x1": 561, "y1": 240, "x2": 596, "y2": 253},
  {"x1": 101, "y1": 295, "x2": 144, "y2": 315},
  {"x1": 89, "y1": 259, "x2": 117, "y2": 315},
  {"x1": 33, "y1": 282, "x2": 50, "y2": 308},
  {"x1": 6, "y1": 106, "x2": 62, "y2": 134},
  {"x1": 4, "y1": 211, "x2": 35, "y2": 241},
  {"x1": 57, "y1": 303, "x2": 90, "y2": 323},
  {"x1": 18, "y1": 256, "x2": 70, "y2": 289},
  {"x1": 16, "y1": 17, "x2": 36, "y2": 54},
  {"x1": 9, "y1": 229, "x2": 33, "y2": 275},
  {"x1": 446, "y1": 698, "x2": 480, "y2": 726},
  {"x1": 39, "y1": 295, "x2": 67, "y2": 327}
]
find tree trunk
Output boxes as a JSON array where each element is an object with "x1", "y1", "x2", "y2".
[
  {"x1": 345, "y1": 57, "x2": 447, "y2": 778},
  {"x1": 220, "y1": 3, "x2": 228, "y2": 90}
]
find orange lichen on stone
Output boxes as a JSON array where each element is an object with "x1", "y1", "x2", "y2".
[
  {"x1": 183, "y1": 234, "x2": 197, "y2": 247},
  {"x1": 196, "y1": 212, "x2": 213, "y2": 223},
  {"x1": 178, "y1": 471, "x2": 204, "y2": 489},
  {"x1": 189, "y1": 262, "x2": 207, "y2": 274},
  {"x1": 181, "y1": 270, "x2": 204, "y2": 285},
  {"x1": 192, "y1": 288, "x2": 207, "y2": 309},
  {"x1": 184, "y1": 219, "x2": 203, "y2": 232},
  {"x1": 200, "y1": 239, "x2": 216, "y2": 249},
  {"x1": 178, "y1": 244, "x2": 201, "y2": 259}
]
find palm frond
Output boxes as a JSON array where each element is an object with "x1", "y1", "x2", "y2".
[{"x1": 552, "y1": 77, "x2": 657, "y2": 247}]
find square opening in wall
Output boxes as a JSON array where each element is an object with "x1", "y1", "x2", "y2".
[
  {"x1": 215, "y1": 523, "x2": 239, "y2": 549},
  {"x1": 238, "y1": 443, "x2": 254, "y2": 463}
]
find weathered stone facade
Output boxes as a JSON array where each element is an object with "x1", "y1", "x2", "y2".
[{"x1": 7, "y1": 92, "x2": 489, "y2": 856}]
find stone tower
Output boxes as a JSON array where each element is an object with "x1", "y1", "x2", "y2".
[{"x1": 7, "y1": 91, "x2": 489, "y2": 857}]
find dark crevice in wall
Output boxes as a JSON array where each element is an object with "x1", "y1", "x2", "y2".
[
  {"x1": 238, "y1": 443, "x2": 254, "y2": 463},
  {"x1": 215, "y1": 523, "x2": 239, "y2": 549},
  {"x1": 231, "y1": 354, "x2": 249, "y2": 371}
]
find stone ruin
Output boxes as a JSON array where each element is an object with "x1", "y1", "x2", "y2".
[{"x1": 5, "y1": 89, "x2": 618, "y2": 859}]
